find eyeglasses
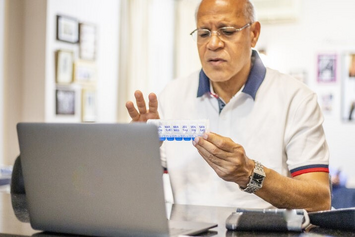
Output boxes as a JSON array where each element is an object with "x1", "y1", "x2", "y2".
[{"x1": 190, "y1": 22, "x2": 252, "y2": 44}]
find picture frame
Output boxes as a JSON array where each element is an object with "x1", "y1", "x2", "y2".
[
  {"x1": 73, "y1": 60, "x2": 97, "y2": 84},
  {"x1": 55, "y1": 50, "x2": 74, "y2": 84},
  {"x1": 81, "y1": 88, "x2": 97, "y2": 122},
  {"x1": 342, "y1": 53, "x2": 355, "y2": 121},
  {"x1": 55, "y1": 89, "x2": 76, "y2": 115},
  {"x1": 320, "y1": 92, "x2": 334, "y2": 114},
  {"x1": 56, "y1": 15, "x2": 79, "y2": 43},
  {"x1": 79, "y1": 22, "x2": 97, "y2": 60},
  {"x1": 348, "y1": 54, "x2": 355, "y2": 78},
  {"x1": 317, "y1": 54, "x2": 337, "y2": 83}
]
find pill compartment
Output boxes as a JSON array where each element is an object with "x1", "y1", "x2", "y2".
[{"x1": 147, "y1": 119, "x2": 209, "y2": 141}]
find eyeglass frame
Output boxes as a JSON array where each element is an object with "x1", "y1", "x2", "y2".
[{"x1": 190, "y1": 22, "x2": 252, "y2": 44}]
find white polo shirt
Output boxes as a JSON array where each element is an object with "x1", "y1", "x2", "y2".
[{"x1": 158, "y1": 50, "x2": 329, "y2": 208}]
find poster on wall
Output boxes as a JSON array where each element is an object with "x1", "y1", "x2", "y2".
[
  {"x1": 342, "y1": 53, "x2": 355, "y2": 121},
  {"x1": 317, "y1": 54, "x2": 337, "y2": 83}
]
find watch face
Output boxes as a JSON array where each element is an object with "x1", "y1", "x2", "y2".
[{"x1": 253, "y1": 173, "x2": 264, "y2": 185}]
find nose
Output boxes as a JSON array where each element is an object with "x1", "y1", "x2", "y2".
[{"x1": 207, "y1": 31, "x2": 224, "y2": 50}]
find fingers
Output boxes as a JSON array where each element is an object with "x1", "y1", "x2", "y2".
[
  {"x1": 202, "y1": 132, "x2": 237, "y2": 152},
  {"x1": 125, "y1": 101, "x2": 140, "y2": 121},
  {"x1": 148, "y1": 93, "x2": 158, "y2": 114},
  {"x1": 193, "y1": 133, "x2": 246, "y2": 163},
  {"x1": 134, "y1": 90, "x2": 147, "y2": 114},
  {"x1": 125, "y1": 90, "x2": 160, "y2": 122}
]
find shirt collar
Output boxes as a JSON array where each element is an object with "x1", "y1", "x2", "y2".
[{"x1": 197, "y1": 50, "x2": 266, "y2": 100}]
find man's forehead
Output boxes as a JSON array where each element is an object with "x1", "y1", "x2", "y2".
[
  {"x1": 197, "y1": 0, "x2": 245, "y2": 18},
  {"x1": 197, "y1": 0, "x2": 245, "y2": 25}
]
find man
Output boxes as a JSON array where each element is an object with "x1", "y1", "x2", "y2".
[{"x1": 126, "y1": 0, "x2": 331, "y2": 212}]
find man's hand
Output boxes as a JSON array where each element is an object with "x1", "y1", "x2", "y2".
[
  {"x1": 193, "y1": 132, "x2": 331, "y2": 212},
  {"x1": 125, "y1": 90, "x2": 160, "y2": 122},
  {"x1": 192, "y1": 132, "x2": 254, "y2": 188}
]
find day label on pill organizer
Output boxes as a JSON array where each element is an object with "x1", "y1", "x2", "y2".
[{"x1": 147, "y1": 119, "x2": 210, "y2": 141}]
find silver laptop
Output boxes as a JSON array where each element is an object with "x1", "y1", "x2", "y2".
[{"x1": 17, "y1": 123, "x2": 217, "y2": 237}]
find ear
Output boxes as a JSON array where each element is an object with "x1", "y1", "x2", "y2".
[{"x1": 250, "y1": 21, "x2": 261, "y2": 48}]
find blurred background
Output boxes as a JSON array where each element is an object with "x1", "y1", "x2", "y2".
[{"x1": 1, "y1": 0, "x2": 355, "y2": 194}]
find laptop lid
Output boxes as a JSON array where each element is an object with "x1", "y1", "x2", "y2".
[{"x1": 17, "y1": 122, "x2": 216, "y2": 237}]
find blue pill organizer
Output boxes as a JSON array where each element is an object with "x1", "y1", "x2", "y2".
[{"x1": 147, "y1": 119, "x2": 210, "y2": 141}]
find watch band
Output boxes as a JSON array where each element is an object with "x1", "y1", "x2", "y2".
[{"x1": 241, "y1": 160, "x2": 266, "y2": 193}]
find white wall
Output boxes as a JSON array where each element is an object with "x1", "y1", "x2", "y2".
[
  {"x1": 256, "y1": 0, "x2": 355, "y2": 182},
  {"x1": 46, "y1": 0, "x2": 120, "y2": 122},
  {"x1": 174, "y1": 0, "x2": 201, "y2": 79},
  {"x1": 1, "y1": 0, "x2": 120, "y2": 165},
  {"x1": 116, "y1": 0, "x2": 176, "y2": 123}
]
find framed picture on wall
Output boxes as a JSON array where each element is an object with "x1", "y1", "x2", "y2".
[
  {"x1": 81, "y1": 88, "x2": 97, "y2": 122},
  {"x1": 79, "y1": 22, "x2": 97, "y2": 60},
  {"x1": 55, "y1": 50, "x2": 74, "y2": 84},
  {"x1": 317, "y1": 54, "x2": 337, "y2": 83},
  {"x1": 342, "y1": 53, "x2": 355, "y2": 121},
  {"x1": 56, "y1": 89, "x2": 76, "y2": 115},
  {"x1": 56, "y1": 15, "x2": 79, "y2": 43},
  {"x1": 73, "y1": 60, "x2": 97, "y2": 84}
]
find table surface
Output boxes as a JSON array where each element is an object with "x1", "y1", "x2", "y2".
[{"x1": 1, "y1": 192, "x2": 355, "y2": 237}]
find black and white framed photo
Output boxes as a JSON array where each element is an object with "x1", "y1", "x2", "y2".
[
  {"x1": 55, "y1": 50, "x2": 74, "y2": 84},
  {"x1": 317, "y1": 53, "x2": 337, "y2": 83},
  {"x1": 56, "y1": 15, "x2": 79, "y2": 43},
  {"x1": 56, "y1": 89, "x2": 76, "y2": 115},
  {"x1": 79, "y1": 22, "x2": 97, "y2": 60}
]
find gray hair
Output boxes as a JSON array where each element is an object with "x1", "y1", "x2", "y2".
[{"x1": 195, "y1": 0, "x2": 257, "y2": 23}]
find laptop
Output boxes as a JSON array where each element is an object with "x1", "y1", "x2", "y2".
[{"x1": 17, "y1": 122, "x2": 217, "y2": 237}]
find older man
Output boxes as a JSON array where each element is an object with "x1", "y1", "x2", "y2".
[{"x1": 126, "y1": 0, "x2": 331, "y2": 212}]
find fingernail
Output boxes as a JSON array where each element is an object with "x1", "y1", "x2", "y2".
[
  {"x1": 203, "y1": 133, "x2": 208, "y2": 139},
  {"x1": 192, "y1": 136, "x2": 199, "y2": 146}
]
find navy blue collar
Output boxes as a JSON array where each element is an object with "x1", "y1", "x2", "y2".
[{"x1": 197, "y1": 50, "x2": 266, "y2": 100}]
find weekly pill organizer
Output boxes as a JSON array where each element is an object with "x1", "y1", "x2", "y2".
[{"x1": 147, "y1": 119, "x2": 209, "y2": 141}]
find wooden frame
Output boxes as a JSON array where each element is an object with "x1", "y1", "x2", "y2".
[
  {"x1": 55, "y1": 50, "x2": 74, "y2": 84},
  {"x1": 56, "y1": 15, "x2": 79, "y2": 43},
  {"x1": 73, "y1": 60, "x2": 97, "y2": 84},
  {"x1": 79, "y1": 22, "x2": 97, "y2": 60},
  {"x1": 81, "y1": 88, "x2": 97, "y2": 122}
]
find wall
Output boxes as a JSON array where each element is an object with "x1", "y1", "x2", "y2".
[
  {"x1": 2, "y1": 0, "x2": 24, "y2": 165},
  {"x1": 1, "y1": 0, "x2": 120, "y2": 165},
  {"x1": 46, "y1": 0, "x2": 120, "y2": 123},
  {"x1": 174, "y1": 0, "x2": 201, "y2": 79},
  {"x1": 0, "y1": 0, "x2": 4, "y2": 164},
  {"x1": 116, "y1": 0, "x2": 176, "y2": 123},
  {"x1": 256, "y1": 0, "x2": 355, "y2": 184}
]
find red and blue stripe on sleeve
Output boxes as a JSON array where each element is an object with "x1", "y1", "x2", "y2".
[{"x1": 290, "y1": 164, "x2": 329, "y2": 177}]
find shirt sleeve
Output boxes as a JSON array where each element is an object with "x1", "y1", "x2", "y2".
[{"x1": 285, "y1": 92, "x2": 330, "y2": 177}]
